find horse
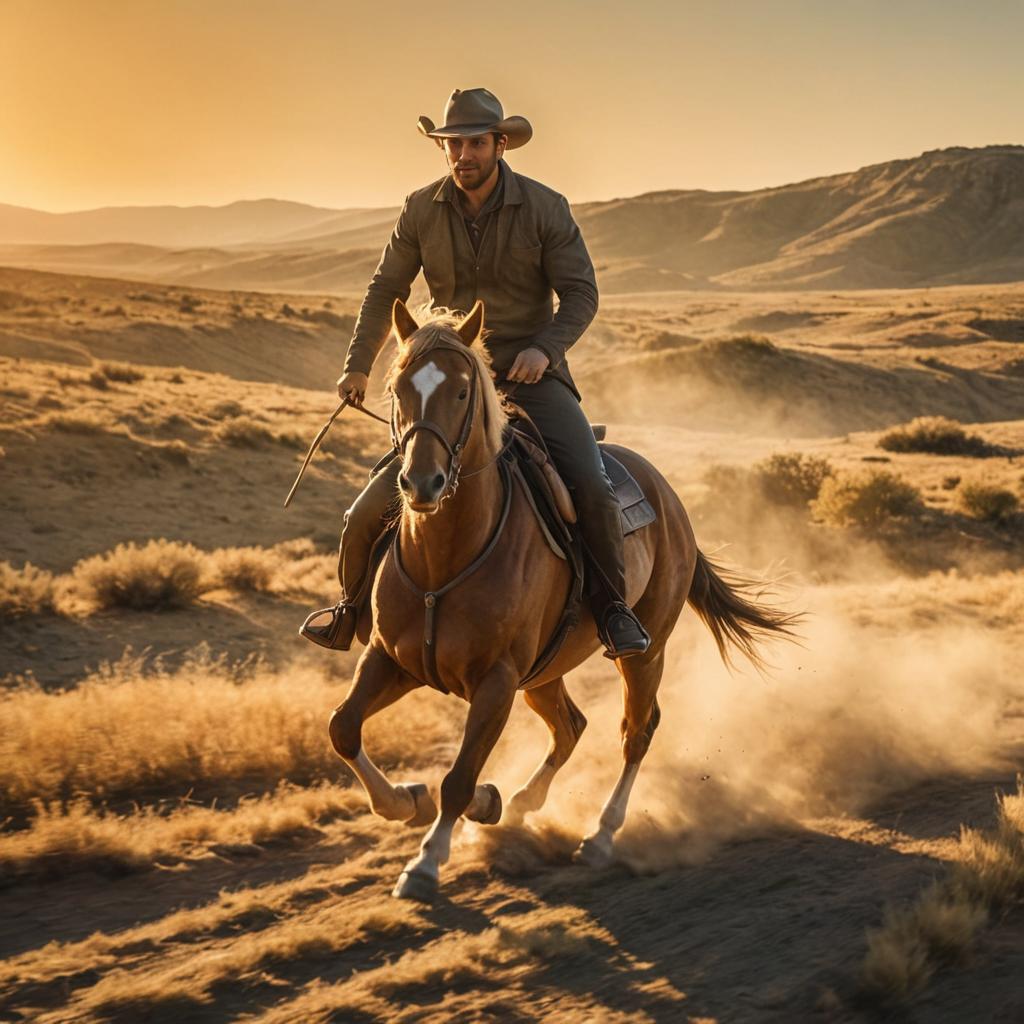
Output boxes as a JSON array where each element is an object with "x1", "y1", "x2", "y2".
[{"x1": 328, "y1": 297, "x2": 801, "y2": 901}]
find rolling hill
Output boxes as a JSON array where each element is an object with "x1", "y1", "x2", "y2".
[{"x1": 1, "y1": 146, "x2": 1023, "y2": 293}]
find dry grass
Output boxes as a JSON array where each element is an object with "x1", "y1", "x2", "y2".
[
  {"x1": 98, "y1": 361, "x2": 145, "y2": 383},
  {"x1": 0, "y1": 782, "x2": 363, "y2": 883},
  {"x1": 702, "y1": 451, "x2": 834, "y2": 514},
  {"x1": 811, "y1": 469, "x2": 923, "y2": 530},
  {"x1": 957, "y1": 480, "x2": 1020, "y2": 523},
  {"x1": 67, "y1": 538, "x2": 205, "y2": 610},
  {"x1": 861, "y1": 777, "x2": 1024, "y2": 1003},
  {"x1": 0, "y1": 559, "x2": 55, "y2": 617},
  {"x1": 878, "y1": 416, "x2": 1000, "y2": 457},
  {"x1": 0, "y1": 647, "x2": 456, "y2": 815},
  {"x1": 205, "y1": 545, "x2": 278, "y2": 592},
  {"x1": 1, "y1": 539, "x2": 336, "y2": 618},
  {"x1": 213, "y1": 416, "x2": 277, "y2": 447}
]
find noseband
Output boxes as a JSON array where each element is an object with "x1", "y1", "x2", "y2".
[{"x1": 389, "y1": 339, "x2": 481, "y2": 500}]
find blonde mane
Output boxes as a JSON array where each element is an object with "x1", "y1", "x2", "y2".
[{"x1": 385, "y1": 306, "x2": 510, "y2": 453}]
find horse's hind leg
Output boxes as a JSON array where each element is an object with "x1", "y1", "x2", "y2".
[
  {"x1": 575, "y1": 647, "x2": 664, "y2": 867},
  {"x1": 504, "y1": 677, "x2": 587, "y2": 826},
  {"x1": 329, "y1": 645, "x2": 434, "y2": 826}
]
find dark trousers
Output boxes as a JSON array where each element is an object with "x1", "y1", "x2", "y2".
[
  {"x1": 337, "y1": 377, "x2": 626, "y2": 609},
  {"x1": 500, "y1": 377, "x2": 626, "y2": 602}
]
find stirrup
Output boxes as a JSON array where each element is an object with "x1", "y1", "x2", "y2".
[
  {"x1": 299, "y1": 600, "x2": 358, "y2": 650},
  {"x1": 599, "y1": 601, "x2": 651, "y2": 660}
]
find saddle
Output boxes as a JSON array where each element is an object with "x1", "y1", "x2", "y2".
[{"x1": 504, "y1": 411, "x2": 657, "y2": 686}]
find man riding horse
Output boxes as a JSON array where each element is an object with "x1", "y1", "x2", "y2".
[{"x1": 301, "y1": 87, "x2": 650, "y2": 659}]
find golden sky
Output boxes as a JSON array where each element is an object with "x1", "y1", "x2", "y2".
[{"x1": 3, "y1": 0, "x2": 1022, "y2": 212}]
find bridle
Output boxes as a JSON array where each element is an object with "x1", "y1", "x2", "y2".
[{"x1": 389, "y1": 337, "x2": 506, "y2": 502}]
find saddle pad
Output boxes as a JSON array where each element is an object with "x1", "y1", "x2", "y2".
[{"x1": 601, "y1": 448, "x2": 657, "y2": 537}]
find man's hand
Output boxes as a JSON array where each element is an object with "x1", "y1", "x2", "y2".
[
  {"x1": 506, "y1": 347, "x2": 550, "y2": 385},
  {"x1": 337, "y1": 371, "x2": 369, "y2": 405}
]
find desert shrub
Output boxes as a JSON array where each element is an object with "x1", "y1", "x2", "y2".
[
  {"x1": 811, "y1": 470, "x2": 922, "y2": 530},
  {"x1": 87, "y1": 370, "x2": 109, "y2": 390},
  {"x1": 68, "y1": 539, "x2": 205, "y2": 610},
  {"x1": 45, "y1": 411, "x2": 108, "y2": 434},
  {"x1": 878, "y1": 416, "x2": 997, "y2": 457},
  {"x1": 956, "y1": 482, "x2": 1019, "y2": 523},
  {"x1": 214, "y1": 416, "x2": 276, "y2": 447},
  {"x1": 209, "y1": 399, "x2": 245, "y2": 419},
  {"x1": 206, "y1": 546, "x2": 278, "y2": 592},
  {"x1": 754, "y1": 452, "x2": 834, "y2": 508},
  {"x1": 861, "y1": 780, "x2": 1024, "y2": 1004},
  {"x1": 0, "y1": 561, "x2": 56, "y2": 618},
  {"x1": 941, "y1": 475, "x2": 961, "y2": 491},
  {"x1": 703, "y1": 453, "x2": 833, "y2": 513},
  {"x1": 99, "y1": 361, "x2": 144, "y2": 383}
]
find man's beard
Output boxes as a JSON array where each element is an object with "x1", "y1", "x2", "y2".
[{"x1": 453, "y1": 153, "x2": 497, "y2": 191}]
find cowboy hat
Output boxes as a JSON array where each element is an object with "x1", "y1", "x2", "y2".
[{"x1": 417, "y1": 88, "x2": 532, "y2": 150}]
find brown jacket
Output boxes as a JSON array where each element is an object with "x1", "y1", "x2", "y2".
[{"x1": 342, "y1": 159, "x2": 598, "y2": 399}]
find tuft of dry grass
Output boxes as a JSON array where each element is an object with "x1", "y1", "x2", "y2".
[
  {"x1": 0, "y1": 783, "x2": 363, "y2": 884},
  {"x1": 861, "y1": 778, "x2": 1024, "y2": 1004},
  {"x1": 213, "y1": 416, "x2": 276, "y2": 447},
  {"x1": 99, "y1": 361, "x2": 145, "y2": 383},
  {"x1": 205, "y1": 545, "x2": 279, "y2": 592},
  {"x1": 811, "y1": 469, "x2": 922, "y2": 530},
  {"x1": 66, "y1": 538, "x2": 205, "y2": 610},
  {"x1": 0, "y1": 560, "x2": 56, "y2": 618},
  {"x1": 702, "y1": 451, "x2": 834, "y2": 514},
  {"x1": 878, "y1": 416, "x2": 1000, "y2": 457},
  {"x1": 957, "y1": 481, "x2": 1020, "y2": 523}
]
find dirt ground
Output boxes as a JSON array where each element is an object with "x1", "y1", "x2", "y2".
[{"x1": 2, "y1": 269, "x2": 1023, "y2": 1022}]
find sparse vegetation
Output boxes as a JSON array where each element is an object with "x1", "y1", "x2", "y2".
[
  {"x1": 68, "y1": 539, "x2": 205, "y2": 610},
  {"x1": 0, "y1": 648, "x2": 452, "y2": 816},
  {"x1": 206, "y1": 545, "x2": 277, "y2": 592},
  {"x1": 878, "y1": 416, "x2": 1000, "y2": 457},
  {"x1": 861, "y1": 778, "x2": 1024, "y2": 1004},
  {"x1": 0, "y1": 560, "x2": 56, "y2": 617},
  {"x1": 87, "y1": 370, "x2": 109, "y2": 390},
  {"x1": 957, "y1": 481, "x2": 1020, "y2": 523},
  {"x1": 811, "y1": 470, "x2": 923, "y2": 530},
  {"x1": 703, "y1": 452, "x2": 834, "y2": 513},
  {"x1": 213, "y1": 415, "x2": 276, "y2": 447},
  {"x1": 99, "y1": 361, "x2": 145, "y2": 383}
]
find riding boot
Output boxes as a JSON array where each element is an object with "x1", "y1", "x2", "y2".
[
  {"x1": 578, "y1": 500, "x2": 651, "y2": 659},
  {"x1": 299, "y1": 455, "x2": 401, "y2": 651}
]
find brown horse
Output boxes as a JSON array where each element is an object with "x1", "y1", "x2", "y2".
[{"x1": 328, "y1": 298, "x2": 800, "y2": 901}]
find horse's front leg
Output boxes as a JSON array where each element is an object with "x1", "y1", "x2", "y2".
[
  {"x1": 329, "y1": 644, "x2": 435, "y2": 825},
  {"x1": 393, "y1": 665, "x2": 518, "y2": 901}
]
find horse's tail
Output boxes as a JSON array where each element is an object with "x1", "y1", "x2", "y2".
[{"x1": 687, "y1": 548, "x2": 804, "y2": 672}]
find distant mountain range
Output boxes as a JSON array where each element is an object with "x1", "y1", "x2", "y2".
[{"x1": 2, "y1": 145, "x2": 1023, "y2": 292}]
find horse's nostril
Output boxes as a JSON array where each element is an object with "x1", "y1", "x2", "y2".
[
  {"x1": 431, "y1": 473, "x2": 445, "y2": 493},
  {"x1": 398, "y1": 473, "x2": 411, "y2": 492}
]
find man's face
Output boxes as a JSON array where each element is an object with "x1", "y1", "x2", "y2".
[{"x1": 443, "y1": 133, "x2": 506, "y2": 192}]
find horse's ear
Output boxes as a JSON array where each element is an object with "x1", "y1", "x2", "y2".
[
  {"x1": 392, "y1": 298, "x2": 419, "y2": 342},
  {"x1": 456, "y1": 300, "x2": 484, "y2": 345}
]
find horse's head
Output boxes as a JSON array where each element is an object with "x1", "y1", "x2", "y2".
[{"x1": 386, "y1": 298, "x2": 507, "y2": 513}]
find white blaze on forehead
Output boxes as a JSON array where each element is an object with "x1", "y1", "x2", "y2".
[{"x1": 410, "y1": 361, "x2": 447, "y2": 414}]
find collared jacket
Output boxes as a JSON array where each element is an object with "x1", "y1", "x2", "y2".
[{"x1": 342, "y1": 159, "x2": 598, "y2": 400}]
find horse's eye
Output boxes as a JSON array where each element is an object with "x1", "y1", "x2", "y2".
[{"x1": 458, "y1": 388, "x2": 468, "y2": 401}]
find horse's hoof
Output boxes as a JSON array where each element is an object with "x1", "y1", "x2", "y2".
[
  {"x1": 464, "y1": 782, "x2": 502, "y2": 825},
  {"x1": 397, "y1": 783, "x2": 437, "y2": 827},
  {"x1": 573, "y1": 831, "x2": 614, "y2": 868},
  {"x1": 392, "y1": 865, "x2": 438, "y2": 902}
]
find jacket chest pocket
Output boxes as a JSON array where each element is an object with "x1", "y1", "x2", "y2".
[{"x1": 506, "y1": 242, "x2": 543, "y2": 278}]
